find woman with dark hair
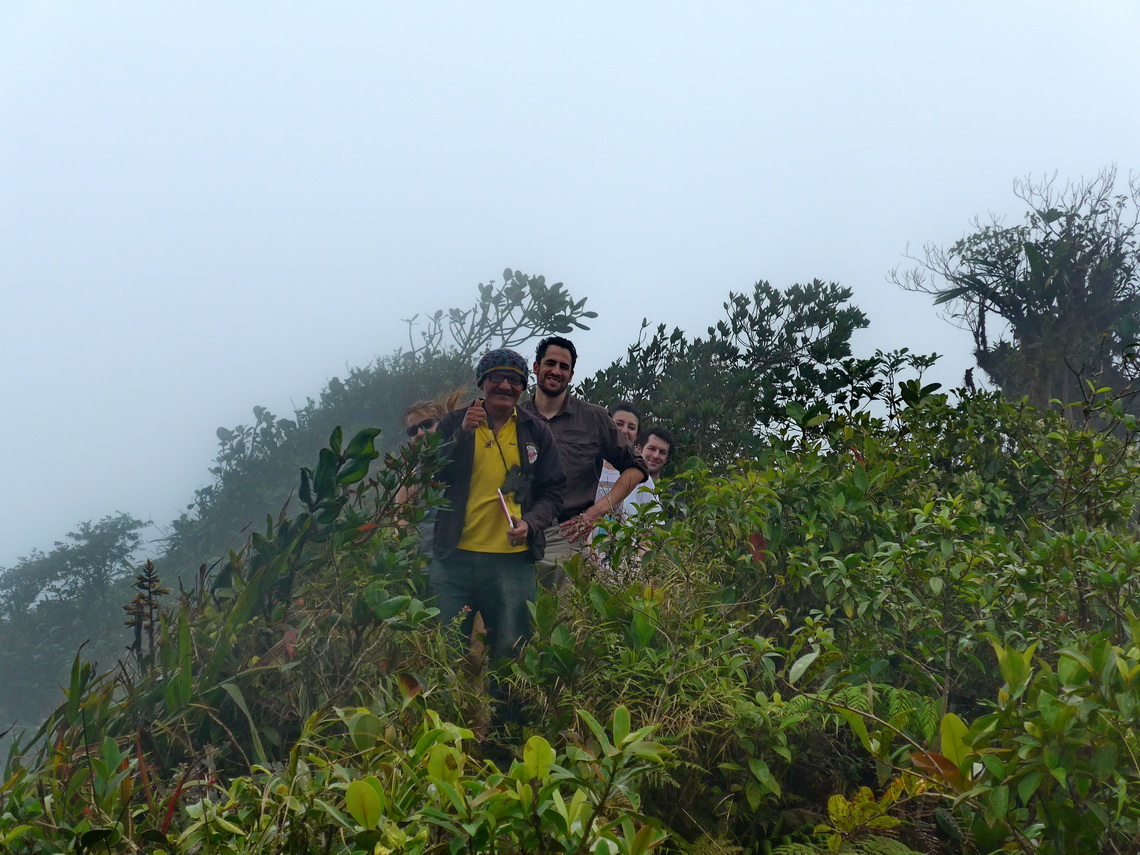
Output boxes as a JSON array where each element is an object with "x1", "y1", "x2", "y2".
[{"x1": 596, "y1": 401, "x2": 657, "y2": 521}]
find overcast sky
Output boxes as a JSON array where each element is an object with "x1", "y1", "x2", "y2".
[{"x1": 2, "y1": 2, "x2": 1137, "y2": 567}]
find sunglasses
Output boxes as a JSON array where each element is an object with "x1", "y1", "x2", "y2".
[
  {"x1": 483, "y1": 372, "x2": 525, "y2": 388},
  {"x1": 405, "y1": 418, "x2": 438, "y2": 437}
]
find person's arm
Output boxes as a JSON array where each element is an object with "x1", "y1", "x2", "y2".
[
  {"x1": 582, "y1": 467, "x2": 643, "y2": 523},
  {"x1": 584, "y1": 411, "x2": 648, "y2": 521}
]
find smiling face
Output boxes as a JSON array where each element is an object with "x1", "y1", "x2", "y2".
[
  {"x1": 533, "y1": 345, "x2": 574, "y2": 399},
  {"x1": 611, "y1": 409, "x2": 640, "y2": 445},
  {"x1": 479, "y1": 371, "x2": 525, "y2": 419},
  {"x1": 639, "y1": 433, "x2": 671, "y2": 477}
]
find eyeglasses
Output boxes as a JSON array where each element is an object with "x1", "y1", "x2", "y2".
[
  {"x1": 405, "y1": 418, "x2": 438, "y2": 437},
  {"x1": 483, "y1": 373, "x2": 525, "y2": 388}
]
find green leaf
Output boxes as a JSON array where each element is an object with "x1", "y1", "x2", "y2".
[
  {"x1": 2, "y1": 826, "x2": 35, "y2": 846},
  {"x1": 1017, "y1": 770, "x2": 1043, "y2": 805},
  {"x1": 836, "y1": 708, "x2": 873, "y2": 755},
  {"x1": 345, "y1": 779, "x2": 383, "y2": 830},
  {"x1": 522, "y1": 736, "x2": 555, "y2": 780},
  {"x1": 627, "y1": 822, "x2": 661, "y2": 855},
  {"x1": 313, "y1": 448, "x2": 339, "y2": 498},
  {"x1": 828, "y1": 793, "x2": 851, "y2": 826},
  {"x1": 788, "y1": 647, "x2": 820, "y2": 684},
  {"x1": 80, "y1": 828, "x2": 122, "y2": 848},
  {"x1": 989, "y1": 784, "x2": 1009, "y2": 821},
  {"x1": 349, "y1": 712, "x2": 384, "y2": 750},
  {"x1": 344, "y1": 427, "x2": 382, "y2": 458},
  {"x1": 745, "y1": 781, "x2": 762, "y2": 811},
  {"x1": 372, "y1": 595, "x2": 411, "y2": 621},
  {"x1": 220, "y1": 681, "x2": 268, "y2": 766},
  {"x1": 336, "y1": 457, "x2": 371, "y2": 485},
  {"x1": 748, "y1": 757, "x2": 781, "y2": 797},
  {"x1": 577, "y1": 709, "x2": 615, "y2": 755},
  {"x1": 612, "y1": 705, "x2": 631, "y2": 745},
  {"x1": 940, "y1": 713, "x2": 970, "y2": 769},
  {"x1": 426, "y1": 744, "x2": 462, "y2": 784}
]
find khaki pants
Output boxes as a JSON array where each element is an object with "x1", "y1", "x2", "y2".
[{"x1": 536, "y1": 522, "x2": 588, "y2": 590}]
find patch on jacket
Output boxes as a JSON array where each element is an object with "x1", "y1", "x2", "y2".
[{"x1": 526, "y1": 442, "x2": 539, "y2": 464}]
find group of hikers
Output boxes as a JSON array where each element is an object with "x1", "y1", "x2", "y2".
[{"x1": 397, "y1": 336, "x2": 675, "y2": 673}]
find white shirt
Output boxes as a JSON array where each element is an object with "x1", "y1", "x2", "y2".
[{"x1": 595, "y1": 464, "x2": 658, "y2": 521}]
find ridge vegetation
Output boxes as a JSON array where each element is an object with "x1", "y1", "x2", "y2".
[{"x1": 4, "y1": 173, "x2": 1140, "y2": 853}]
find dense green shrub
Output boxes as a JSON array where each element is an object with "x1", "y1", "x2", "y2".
[{"x1": 6, "y1": 373, "x2": 1140, "y2": 852}]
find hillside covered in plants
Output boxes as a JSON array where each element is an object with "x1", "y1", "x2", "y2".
[
  {"x1": 4, "y1": 173, "x2": 1140, "y2": 853},
  {"x1": 6, "y1": 369, "x2": 1140, "y2": 854}
]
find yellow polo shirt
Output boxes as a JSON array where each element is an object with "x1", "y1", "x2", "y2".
[{"x1": 457, "y1": 413, "x2": 526, "y2": 553}]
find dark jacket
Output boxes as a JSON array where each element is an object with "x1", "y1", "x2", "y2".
[{"x1": 431, "y1": 405, "x2": 566, "y2": 561}]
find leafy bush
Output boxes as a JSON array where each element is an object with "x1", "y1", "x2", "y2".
[{"x1": 7, "y1": 339, "x2": 1140, "y2": 853}]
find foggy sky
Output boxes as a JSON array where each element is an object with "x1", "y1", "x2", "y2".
[{"x1": 2, "y1": 2, "x2": 1138, "y2": 567}]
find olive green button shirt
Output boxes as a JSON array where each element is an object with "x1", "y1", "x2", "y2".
[{"x1": 520, "y1": 394, "x2": 649, "y2": 517}]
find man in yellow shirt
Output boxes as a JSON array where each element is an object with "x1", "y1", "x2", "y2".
[{"x1": 429, "y1": 348, "x2": 566, "y2": 664}]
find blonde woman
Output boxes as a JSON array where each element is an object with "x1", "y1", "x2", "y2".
[{"x1": 396, "y1": 388, "x2": 467, "y2": 554}]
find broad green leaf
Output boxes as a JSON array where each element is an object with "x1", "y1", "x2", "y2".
[
  {"x1": 345, "y1": 779, "x2": 383, "y2": 830},
  {"x1": 788, "y1": 647, "x2": 820, "y2": 684},
  {"x1": 1017, "y1": 770, "x2": 1043, "y2": 805},
  {"x1": 336, "y1": 457, "x2": 371, "y2": 485},
  {"x1": 349, "y1": 712, "x2": 384, "y2": 751},
  {"x1": 748, "y1": 757, "x2": 781, "y2": 797},
  {"x1": 989, "y1": 784, "x2": 1009, "y2": 821},
  {"x1": 940, "y1": 713, "x2": 970, "y2": 769},
  {"x1": 522, "y1": 736, "x2": 555, "y2": 780},
  {"x1": 344, "y1": 427, "x2": 382, "y2": 458},
  {"x1": 745, "y1": 781, "x2": 762, "y2": 811},
  {"x1": 628, "y1": 822, "x2": 662, "y2": 855},
  {"x1": 2, "y1": 826, "x2": 34, "y2": 845},
  {"x1": 577, "y1": 709, "x2": 615, "y2": 754},
  {"x1": 828, "y1": 793, "x2": 851, "y2": 826},
  {"x1": 836, "y1": 709, "x2": 873, "y2": 755},
  {"x1": 426, "y1": 744, "x2": 462, "y2": 784}
]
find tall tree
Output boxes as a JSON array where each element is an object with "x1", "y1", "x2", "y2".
[
  {"x1": 894, "y1": 169, "x2": 1140, "y2": 416},
  {"x1": 0, "y1": 513, "x2": 144, "y2": 731}
]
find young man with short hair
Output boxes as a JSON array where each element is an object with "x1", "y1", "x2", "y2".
[
  {"x1": 520, "y1": 337, "x2": 648, "y2": 581},
  {"x1": 638, "y1": 426, "x2": 674, "y2": 480}
]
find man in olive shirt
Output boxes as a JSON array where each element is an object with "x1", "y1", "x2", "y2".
[{"x1": 520, "y1": 336, "x2": 648, "y2": 583}]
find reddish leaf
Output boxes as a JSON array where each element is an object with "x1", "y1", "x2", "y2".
[
  {"x1": 747, "y1": 533, "x2": 767, "y2": 565},
  {"x1": 398, "y1": 672, "x2": 423, "y2": 698},
  {"x1": 911, "y1": 751, "x2": 965, "y2": 791}
]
